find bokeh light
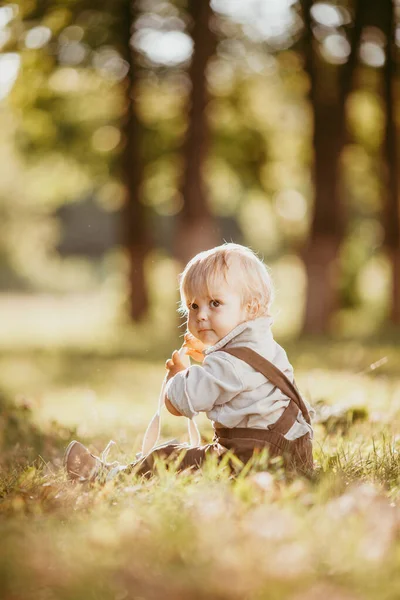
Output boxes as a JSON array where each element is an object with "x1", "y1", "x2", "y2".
[
  {"x1": 311, "y1": 2, "x2": 348, "y2": 28},
  {"x1": 0, "y1": 4, "x2": 17, "y2": 28},
  {"x1": 0, "y1": 53, "x2": 20, "y2": 100},
  {"x1": 92, "y1": 126, "x2": 121, "y2": 152},
  {"x1": 132, "y1": 29, "x2": 193, "y2": 65},
  {"x1": 24, "y1": 26, "x2": 52, "y2": 49},
  {"x1": 321, "y1": 33, "x2": 351, "y2": 64}
]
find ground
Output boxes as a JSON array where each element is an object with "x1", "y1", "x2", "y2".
[{"x1": 1, "y1": 339, "x2": 400, "y2": 600}]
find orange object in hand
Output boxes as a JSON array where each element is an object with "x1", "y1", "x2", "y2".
[{"x1": 182, "y1": 332, "x2": 207, "y2": 363}]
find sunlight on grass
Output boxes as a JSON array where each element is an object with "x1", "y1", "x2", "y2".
[{"x1": 1, "y1": 304, "x2": 400, "y2": 598}]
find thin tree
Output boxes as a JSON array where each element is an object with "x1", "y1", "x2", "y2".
[
  {"x1": 119, "y1": 0, "x2": 150, "y2": 320},
  {"x1": 300, "y1": 0, "x2": 365, "y2": 333},
  {"x1": 174, "y1": 0, "x2": 219, "y2": 264},
  {"x1": 381, "y1": 0, "x2": 400, "y2": 324}
]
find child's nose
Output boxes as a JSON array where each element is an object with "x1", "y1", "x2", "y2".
[{"x1": 197, "y1": 307, "x2": 208, "y2": 321}]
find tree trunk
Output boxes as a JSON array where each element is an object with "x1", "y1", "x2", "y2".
[
  {"x1": 175, "y1": 0, "x2": 219, "y2": 264},
  {"x1": 381, "y1": 0, "x2": 400, "y2": 323},
  {"x1": 301, "y1": 0, "x2": 364, "y2": 334},
  {"x1": 120, "y1": 0, "x2": 150, "y2": 321}
]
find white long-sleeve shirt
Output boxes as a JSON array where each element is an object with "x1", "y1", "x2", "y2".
[{"x1": 165, "y1": 317, "x2": 314, "y2": 441}]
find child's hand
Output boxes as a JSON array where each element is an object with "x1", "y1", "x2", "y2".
[
  {"x1": 165, "y1": 350, "x2": 186, "y2": 381},
  {"x1": 164, "y1": 395, "x2": 183, "y2": 416},
  {"x1": 182, "y1": 332, "x2": 206, "y2": 363}
]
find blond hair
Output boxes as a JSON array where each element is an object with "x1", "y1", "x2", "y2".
[{"x1": 179, "y1": 243, "x2": 274, "y2": 318}]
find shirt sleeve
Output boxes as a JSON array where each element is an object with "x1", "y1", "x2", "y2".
[{"x1": 165, "y1": 352, "x2": 244, "y2": 419}]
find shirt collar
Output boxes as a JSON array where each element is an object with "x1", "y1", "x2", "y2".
[{"x1": 203, "y1": 316, "x2": 274, "y2": 355}]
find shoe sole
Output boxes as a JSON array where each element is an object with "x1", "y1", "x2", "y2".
[
  {"x1": 63, "y1": 440, "x2": 78, "y2": 469},
  {"x1": 64, "y1": 440, "x2": 98, "y2": 481},
  {"x1": 63, "y1": 440, "x2": 81, "y2": 470},
  {"x1": 64, "y1": 440, "x2": 87, "y2": 480}
]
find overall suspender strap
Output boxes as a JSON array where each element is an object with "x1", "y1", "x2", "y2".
[{"x1": 221, "y1": 347, "x2": 311, "y2": 426}]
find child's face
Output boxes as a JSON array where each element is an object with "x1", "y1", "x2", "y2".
[{"x1": 186, "y1": 278, "x2": 249, "y2": 346}]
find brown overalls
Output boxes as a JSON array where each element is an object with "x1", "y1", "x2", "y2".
[{"x1": 130, "y1": 347, "x2": 313, "y2": 477}]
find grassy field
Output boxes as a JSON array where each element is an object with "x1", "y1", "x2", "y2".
[{"x1": 1, "y1": 339, "x2": 400, "y2": 600}]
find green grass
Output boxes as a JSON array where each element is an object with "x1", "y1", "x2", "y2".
[{"x1": 1, "y1": 341, "x2": 400, "y2": 600}]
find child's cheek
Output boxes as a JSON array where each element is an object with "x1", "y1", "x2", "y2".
[{"x1": 187, "y1": 319, "x2": 197, "y2": 338}]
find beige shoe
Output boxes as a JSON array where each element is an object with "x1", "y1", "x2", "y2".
[{"x1": 64, "y1": 440, "x2": 120, "y2": 482}]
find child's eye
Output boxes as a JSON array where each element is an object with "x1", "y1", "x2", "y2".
[
  {"x1": 190, "y1": 303, "x2": 198, "y2": 310},
  {"x1": 210, "y1": 300, "x2": 220, "y2": 308}
]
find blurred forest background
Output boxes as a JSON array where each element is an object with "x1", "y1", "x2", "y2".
[{"x1": 0, "y1": 0, "x2": 400, "y2": 351}]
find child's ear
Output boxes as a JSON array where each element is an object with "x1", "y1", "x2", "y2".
[{"x1": 247, "y1": 299, "x2": 260, "y2": 318}]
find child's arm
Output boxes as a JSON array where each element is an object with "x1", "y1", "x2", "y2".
[
  {"x1": 165, "y1": 397, "x2": 182, "y2": 416},
  {"x1": 165, "y1": 352, "x2": 243, "y2": 419},
  {"x1": 164, "y1": 338, "x2": 205, "y2": 415},
  {"x1": 164, "y1": 350, "x2": 186, "y2": 416}
]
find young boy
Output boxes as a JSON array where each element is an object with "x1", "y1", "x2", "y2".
[{"x1": 64, "y1": 243, "x2": 314, "y2": 481}]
